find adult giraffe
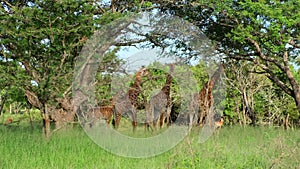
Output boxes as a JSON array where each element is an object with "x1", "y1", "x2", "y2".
[
  {"x1": 189, "y1": 64, "x2": 224, "y2": 129},
  {"x1": 112, "y1": 66, "x2": 149, "y2": 132},
  {"x1": 146, "y1": 64, "x2": 174, "y2": 130}
]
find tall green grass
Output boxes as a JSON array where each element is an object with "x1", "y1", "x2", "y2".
[{"x1": 0, "y1": 124, "x2": 299, "y2": 169}]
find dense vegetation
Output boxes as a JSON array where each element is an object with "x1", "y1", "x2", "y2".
[
  {"x1": 1, "y1": 0, "x2": 299, "y2": 132},
  {"x1": 0, "y1": 0, "x2": 300, "y2": 167}
]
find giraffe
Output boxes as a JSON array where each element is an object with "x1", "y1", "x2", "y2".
[
  {"x1": 211, "y1": 110, "x2": 224, "y2": 135},
  {"x1": 146, "y1": 64, "x2": 174, "y2": 130},
  {"x1": 189, "y1": 64, "x2": 224, "y2": 129},
  {"x1": 86, "y1": 105, "x2": 115, "y2": 127},
  {"x1": 213, "y1": 113, "x2": 224, "y2": 129},
  {"x1": 4, "y1": 117, "x2": 13, "y2": 125},
  {"x1": 112, "y1": 66, "x2": 149, "y2": 132}
]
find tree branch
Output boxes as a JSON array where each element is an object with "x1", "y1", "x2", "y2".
[
  {"x1": 1, "y1": 0, "x2": 13, "y2": 8},
  {"x1": 22, "y1": 61, "x2": 41, "y2": 83},
  {"x1": 283, "y1": 51, "x2": 299, "y2": 96},
  {"x1": 289, "y1": 39, "x2": 300, "y2": 49},
  {"x1": 254, "y1": 59, "x2": 293, "y2": 96},
  {"x1": 219, "y1": 49, "x2": 255, "y2": 62},
  {"x1": 115, "y1": 39, "x2": 148, "y2": 46},
  {"x1": 247, "y1": 37, "x2": 285, "y2": 71}
]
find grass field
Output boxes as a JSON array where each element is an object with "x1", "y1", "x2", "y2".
[{"x1": 0, "y1": 123, "x2": 299, "y2": 169}]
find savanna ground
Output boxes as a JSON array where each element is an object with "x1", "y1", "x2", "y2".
[{"x1": 1, "y1": 115, "x2": 299, "y2": 169}]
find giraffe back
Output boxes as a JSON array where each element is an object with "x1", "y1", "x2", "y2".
[{"x1": 87, "y1": 105, "x2": 114, "y2": 126}]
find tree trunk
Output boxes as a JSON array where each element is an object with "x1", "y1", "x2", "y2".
[
  {"x1": 284, "y1": 113, "x2": 289, "y2": 130},
  {"x1": 236, "y1": 100, "x2": 242, "y2": 126},
  {"x1": 27, "y1": 108, "x2": 33, "y2": 127},
  {"x1": 292, "y1": 91, "x2": 300, "y2": 115},
  {"x1": 0, "y1": 87, "x2": 9, "y2": 116},
  {"x1": 42, "y1": 104, "x2": 51, "y2": 137},
  {"x1": 241, "y1": 91, "x2": 247, "y2": 127},
  {"x1": 242, "y1": 88, "x2": 256, "y2": 126},
  {"x1": 9, "y1": 104, "x2": 12, "y2": 114},
  {"x1": 242, "y1": 107, "x2": 246, "y2": 127},
  {"x1": 283, "y1": 52, "x2": 300, "y2": 114}
]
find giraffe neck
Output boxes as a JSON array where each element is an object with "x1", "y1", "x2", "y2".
[
  {"x1": 135, "y1": 71, "x2": 142, "y2": 82},
  {"x1": 161, "y1": 71, "x2": 173, "y2": 97},
  {"x1": 199, "y1": 64, "x2": 224, "y2": 97},
  {"x1": 209, "y1": 64, "x2": 224, "y2": 87},
  {"x1": 131, "y1": 80, "x2": 141, "y2": 94},
  {"x1": 128, "y1": 73, "x2": 143, "y2": 105}
]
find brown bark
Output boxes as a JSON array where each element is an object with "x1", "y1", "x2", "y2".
[
  {"x1": 243, "y1": 90, "x2": 256, "y2": 126},
  {"x1": 24, "y1": 90, "x2": 42, "y2": 109},
  {"x1": 235, "y1": 100, "x2": 242, "y2": 126},
  {"x1": 283, "y1": 51, "x2": 300, "y2": 115},
  {"x1": 241, "y1": 91, "x2": 247, "y2": 128},
  {"x1": 0, "y1": 86, "x2": 9, "y2": 116},
  {"x1": 284, "y1": 113, "x2": 289, "y2": 130},
  {"x1": 27, "y1": 108, "x2": 33, "y2": 127},
  {"x1": 42, "y1": 104, "x2": 51, "y2": 137}
]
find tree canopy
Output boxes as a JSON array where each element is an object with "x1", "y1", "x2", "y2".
[{"x1": 1, "y1": 0, "x2": 299, "y2": 132}]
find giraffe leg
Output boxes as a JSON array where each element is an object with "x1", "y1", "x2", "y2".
[
  {"x1": 159, "y1": 112, "x2": 165, "y2": 129},
  {"x1": 166, "y1": 105, "x2": 172, "y2": 127},
  {"x1": 166, "y1": 115, "x2": 170, "y2": 127},
  {"x1": 145, "y1": 104, "x2": 155, "y2": 132},
  {"x1": 145, "y1": 112, "x2": 149, "y2": 131},
  {"x1": 145, "y1": 109, "x2": 152, "y2": 132},
  {"x1": 156, "y1": 110, "x2": 161, "y2": 129},
  {"x1": 199, "y1": 109, "x2": 205, "y2": 126},
  {"x1": 131, "y1": 109, "x2": 137, "y2": 133},
  {"x1": 152, "y1": 108, "x2": 159, "y2": 130},
  {"x1": 189, "y1": 112, "x2": 194, "y2": 131},
  {"x1": 113, "y1": 112, "x2": 121, "y2": 129}
]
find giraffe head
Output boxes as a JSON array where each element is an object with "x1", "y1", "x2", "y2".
[{"x1": 135, "y1": 66, "x2": 149, "y2": 82}]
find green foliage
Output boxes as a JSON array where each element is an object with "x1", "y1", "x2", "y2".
[
  {"x1": 98, "y1": 12, "x2": 126, "y2": 25},
  {"x1": 95, "y1": 47, "x2": 124, "y2": 105},
  {"x1": 1, "y1": 0, "x2": 300, "y2": 127},
  {"x1": 142, "y1": 62, "x2": 175, "y2": 101},
  {"x1": 143, "y1": 1, "x2": 153, "y2": 8},
  {"x1": 153, "y1": 0, "x2": 300, "y2": 117},
  {"x1": 224, "y1": 93, "x2": 239, "y2": 119},
  {"x1": 0, "y1": 0, "x2": 101, "y2": 110},
  {"x1": 190, "y1": 61, "x2": 209, "y2": 90},
  {"x1": 227, "y1": 0, "x2": 299, "y2": 55}
]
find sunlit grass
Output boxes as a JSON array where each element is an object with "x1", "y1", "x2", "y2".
[{"x1": 0, "y1": 123, "x2": 299, "y2": 169}]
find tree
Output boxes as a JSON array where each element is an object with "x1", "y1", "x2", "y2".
[
  {"x1": 225, "y1": 61, "x2": 270, "y2": 126},
  {"x1": 0, "y1": 0, "x2": 102, "y2": 136},
  {"x1": 95, "y1": 47, "x2": 125, "y2": 106},
  {"x1": 151, "y1": 0, "x2": 300, "y2": 117},
  {"x1": 220, "y1": 0, "x2": 300, "y2": 114}
]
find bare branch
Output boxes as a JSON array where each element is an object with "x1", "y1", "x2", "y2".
[{"x1": 115, "y1": 39, "x2": 148, "y2": 46}]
